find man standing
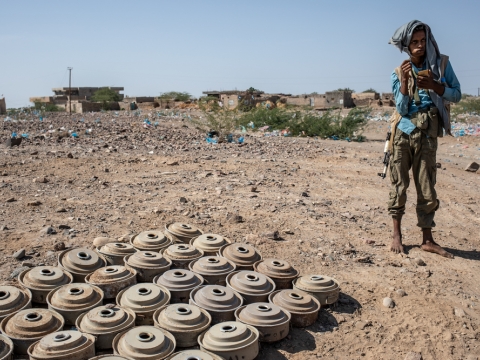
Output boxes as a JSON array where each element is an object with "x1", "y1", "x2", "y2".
[{"x1": 388, "y1": 20, "x2": 461, "y2": 258}]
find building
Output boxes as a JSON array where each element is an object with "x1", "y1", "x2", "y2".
[
  {"x1": 0, "y1": 98, "x2": 6, "y2": 115},
  {"x1": 202, "y1": 90, "x2": 265, "y2": 109}
]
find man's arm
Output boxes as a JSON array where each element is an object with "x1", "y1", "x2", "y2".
[
  {"x1": 392, "y1": 71, "x2": 410, "y2": 116},
  {"x1": 442, "y1": 60, "x2": 462, "y2": 103}
]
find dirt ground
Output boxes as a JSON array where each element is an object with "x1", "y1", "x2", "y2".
[{"x1": 1, "y1": 112, "x2": 479, "y2": 360}]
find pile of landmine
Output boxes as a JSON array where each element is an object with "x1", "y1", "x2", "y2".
[{"x1": 0, "y1": 223, "x2": 340, "y2": 360}]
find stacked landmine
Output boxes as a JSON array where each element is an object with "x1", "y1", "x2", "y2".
[{"x1": 0, "y1": 223, "x2": 341, "y2": 360}]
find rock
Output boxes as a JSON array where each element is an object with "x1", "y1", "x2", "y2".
[
  {"x1": 1, "y1": 225, "x2": 8, "y2": 231},
  {"x1": 5, "y1": 137, "x2": 22, "y2": 147},
  {"x1": 261, "y1": 231, "x2": 280, "y2": 240},
  {"x1": 283, "y1": 229, "x2": 294, "y2": 235},
  {"x1": 12, "y1": 248, "x2": 26, "y2": 260},
  {"x1": 9, "y1": 266, "x2": 30, "y2": 279},
  {"x1": 396, "y1": 289, "x2": 407, "y2": 297},
  {"x1": 56, "y1": 207, "x2": 67, "y2": 213},
  {"x1": 436, "y1": 162, "x2": 441, "y2": 168},
  {"x1": 179, "y1": 197, "x2": 188, "y2": 204},
  {"x1": 33, "y1": 177, "x2": 48, "y2": 183},
  {"x1": 58, "y1": 224, "x2": 71, "y2": 230},
  {"x1": 465, "y1": 162, "x2": 479, "y2": 172},
  {"x1": 21, "y1": 261, "x2": 35, "y2": 267},
  {"x1": 404, "y1": 352, "x2": 422, "y2": 360},
  {"x1": 250, "y1": 186, "x2": 257, "y2": 192},
  {"x1": 355, "y1": 321, "x2": 369, "y2": 330},
  {"x1": 226, "y1": 214, "x2": 243, "y2": 223},
  {"x1": 383, "y1": 297, "x2": 395, "y2": 308},
  {"x1": 413, "y1": 258, "x2": 426, "y2": 266},
  {"x1": 53, "y1": 242, "x2": 66, "y2": 251},
  {"x1": 40, "y1": 226, "x2": 57, "y2": 235},
  {"x1": 166, "y1": 160, "x2": 179, "y2": 166},
  {"x1": 67, "y1": 153, "x2": 73, "y2": 158},
  {"x1": 443, "y1": 331, "x2": 454, "y2": 341},
  {"x1": 27, "y1": 201, "x2": 42, "y2": 206},
  {"x1": 454, "y1": 307, "x2": 466, "y2": 318},
  {"x1": 6, "y1": 197, "x2": 16, "y2": 203}
]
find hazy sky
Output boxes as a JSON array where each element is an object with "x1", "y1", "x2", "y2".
[{"x1": 1, "y1": 0, "x2": 479, "y2": 108}]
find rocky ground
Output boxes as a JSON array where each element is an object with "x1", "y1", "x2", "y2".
[{"x1": 1, "y1": 112, "x2": 479, "y2": 360}]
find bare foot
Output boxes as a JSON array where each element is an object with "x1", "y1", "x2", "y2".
[
  {"x1": 390, "y1": 233, "x2": 404, "y2": 254},
  {"x1": 421, "y1": 240, "x2": 454, "y2": 259}
]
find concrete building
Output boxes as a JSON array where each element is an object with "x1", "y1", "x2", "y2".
[
  {"x1": 0, "y1": 98, "x2": 6, "y2": 115},
  {"x1": 202, "y1": 90, "x2": 265, "y2": 109}
]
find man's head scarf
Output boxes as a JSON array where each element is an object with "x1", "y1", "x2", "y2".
[{"x1": 389, "y1": 20, "x2": 450, "y2": 133}]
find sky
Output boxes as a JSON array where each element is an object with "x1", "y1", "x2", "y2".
[{"x1": 1, "y1": 0, "x2": 479, "y2": 108}]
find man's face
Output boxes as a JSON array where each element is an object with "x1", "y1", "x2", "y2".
[{"x1": 409, "y1": 30, "x2": 426, "y2": 57}]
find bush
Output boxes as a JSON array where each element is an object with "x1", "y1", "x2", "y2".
[
  {"x1": 362, "y1": 88, "x2": 377, "y2": 93},
  {"x1": 158, "y1": 91, "x2": 191, "y2": 101},
  {"x1": 33, "y1": 102, "x2": 64, "y2": 112},
  {"x1": 193, "y1": 107, "x2": 239, "y2": 142},
  {"x1": 91, "y1": 88, "x2": 122, "y2": 102},
  {"x1": 237, "y1": 107, "x2": 299, "y2": 129}
]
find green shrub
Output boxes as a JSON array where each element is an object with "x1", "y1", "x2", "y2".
[
  {"x1": 91, "y1": 88, "x2": 122, "y2": 102},
  {"x1": 33, "y1": 102, "x2": 64, "y2": 112},
  {"x1": 158, "y1": 91, "x2": 191, "y2": 101}
]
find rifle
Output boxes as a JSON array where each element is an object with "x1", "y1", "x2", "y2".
[{"x1": 378, "y1": 131, "x2": 391, "y2": 179}]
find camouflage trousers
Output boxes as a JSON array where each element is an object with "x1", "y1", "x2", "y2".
[{"x1": 387, "y1": 127, "x2": 439, "y2": 228}]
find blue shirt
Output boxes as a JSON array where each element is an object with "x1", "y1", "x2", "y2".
[{"x1": 391, "y1": 60, "x2": 461, "y2": 134}]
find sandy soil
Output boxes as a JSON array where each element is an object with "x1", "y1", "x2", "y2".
[{"x1": 1, "y1": 112, "x2": 479, "y2": 360}]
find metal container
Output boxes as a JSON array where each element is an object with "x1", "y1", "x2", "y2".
[
  {"x1": 235, "y1": 302, "x2": 290, "y2": 342},
  {"x1": 218, "y1": 243, "x2": 262, "y2": 271},
  {"x1": 113, "y1": 326, "x2": 176, "y2": 360},
  {"x1": 46, "y1": 283, "x2": 104, "y2": 325},
  {"x1": 190, "y1": 234, "x2": 232, "y2": 256},
  {"x1": 0, "y1": 285, "x2": 32, "y2": 321},
  {"x1": 116, "y1": 283, "x2": 171, "y2": 326},
  {"x1": 58, "y1": 248, "x2": 107, "y2": 283},
  {"x1": 154, "y1": 270, "x2": 204, "y2": 304},
  {"x1": 89, "y1": 356, "x2": 131, "y2": 360},
  {"x1": 0, "y1": 334, "x2": 13, "y2": 360},
  {"x1": 253, "y1": 258, "x2": 299, "y2": 290},
  {"x1": 130, "y1": 230, "x2": 172, "y2": 252},
  {"x1": 293, "y1": 275, "x2": 340, "y2": 305},
  {"x1": 189, "y1": 256, "x2": 236, "y2": 286},
  {"x1": 85, "y1": 266, "x2": 136, "y2": 299},
  {"x1": 97, "y1": 243, "x2": 137, "y2": 266},
  {"x1": 226, "y1": 271, "x2": 275, "y2": 304},
  {"x1": 165, "y1": 223, "x2": 203, "y2": 244},
  {"x1": 189, "y1": 285, "x2": 243, "y2": 325},
  {"x1": 153, "y1": 303, "x2": 211, "y2": 348},
  {"x1": 198, "y1": 321, "x2": 259, "y2": 360},
  {"x1": 165, "y1": 350, "x2": 224, "y2": 360},
  {"x1": 162, "y1": 244, "x2": 203, "y2": 270},
  {"x1": 124, "y1": 251, "x2": 172, "y2": 282},
  {"x1": 76, "y1": 305, "x2": 135, "y2": 350},
  {"x1": 27, "y1": 331, "x2": 95, "y2": 360},
  {"x1": 18, "y1": 266, "x2": 73, "y2": 304},
  {"x1": 0, "y1": 308, "x2": 65, "y2": 355},
  {"x1": 269, "y1": 289, "x2": 320, "y2": 327}
]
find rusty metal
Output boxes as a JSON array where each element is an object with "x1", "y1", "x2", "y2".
[
  {"x1": 27, "y1": 331, "x2": 95, "y2": 360},
  {"x1": 116, "y1": 283, "x2": 171, "y2": 326},
  {"x1": 0, "y1": 285, "x2": 32, "y2": 321},
  {"x1": 85, "y1": 265, "x2": 136, "y2": 299},
  {"x1": 153, "y1": 303, "x2": 211, "y2": 348},
  {"x1": 293, "y1": 274, "x2": 340, "y2": 306},
  {"x1": 18, "y1": 266, "x2": 73, "y2": 304},
  {"x1": 162, "y1": 244, "x2": 203, "y2": 270},
  {"x1": 76, "y1": 305, "x2": 135, "y2": 350},
  {"x1": 112, "y1": 325, "x2": 176, "y2": 360},
  {"x1": 124, "y1": 251, "x2": 172, "y2": 282},
  {"x1": 253, "y1": 258, "x2": 299, "y2": 290},
  {"x1": 0, "y1": 334, "x2": 13, "y2": 360},
  {"x1": 154, "y1": 269, "x2": 203, "y2": 304},
  {"x1": 268, "y1": 289, "x2": 320, "y2": 327},
  {"x1": 165, "y1": 223, "x2": 203, "y2": 244},
  {"x1": 58, "y1": 248, "x2": 106, "y2": 282},
  {"x1": 0, "y1": 308, "x2": 65, "y2": 355},
  {"x1": 235, "y1": 302, "x2": 290, "y2": 342},
  {"x1": 189, "y1": 285, "x2": 243, "y2": 325},
  {"x1": 190, "y1": 234, "x2": 232, "y2": 256},
  {"x1": 226, "y1": 270, "x2": 275, "y2": 304},
  {"x1": 46, "y1": 283, "x2": 104, "y2": 325},
  {"x1": 189, "y1": 256, "x2": 236, "y2": 286},
  {"x1": 198, "y1": 321, "x2": 259, "y2": 360},
  {"x1": 165, "y1": 349, "x2": 224, "y2": 360},
  {"x1": 97, "y1": 243, "x2": 137, "y2": 266},
  {"x1": 218, "y1": 243, "x2": 262, "y2": 271},
  {"x1": 130, "y1": 230, "x2": 172, "y2": 252}
]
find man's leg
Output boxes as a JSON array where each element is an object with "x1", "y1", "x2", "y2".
[{"x1": 412, "y1": 131, "x2": 453, "y2": 258}]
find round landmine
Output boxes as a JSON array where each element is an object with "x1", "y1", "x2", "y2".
[
  {"x1": 124, "y1": 251, "x2": 172, "y2": 282},
  {"x1": 190, "y1": 234, "x2": 232, "y2": 256},
  {"x1": 0, "y1": 334, "x2": 14, "y2": 360},
  {"x1": 46, "y1": 283, "x2": 104, "y2": 325},
  {"x1": 89, "y1": 357, "x2": 131, "y2": 360},
  {"x1": 97, "y1": 243, "x2": 137, "y2": 266},
  {"x1": 253, "y1": 258, "x2": 299, "y2": 290},
  {"x1": 18, "y1": 266, "x2": 73, "y2": 304},
  {"x1": 130, "y1": 230, "x2": 172, "y2": 252},
  {"x1": 116, "y1": 283, "x2": 171, "y2": 326},
  {"x1": 27, "y1": 331, "x2": 95, "y2": 360},
  {"x1": 198, "y1": 321, "x2": 259, "y2": 360},
  {"x1": 269, "y1": 289, "x2": 320, "y2": 327},
  {"x1": 0, "y1": 285, "x2": 32, "y2": 321},
  {"x1": 165, "y1": 223, "x2": 203, "y2": 244},
  {"x1": 189, "y1": 256, "x2": 236, "y2": 286},
  {"x1": 165, "y1": 349, "x2": 224, "y2": 360},
  {"x1": 76, "y1": 305, "x2": 135, "y2": 350},
  {"x1": 189, "y1": 285, "x2": 243, "y2": 324},
  {"x1": 154, "y1": 269, "x2": 203, "y2": 304},
  {"x1": 293, "y1": 275, "x2": 340, "y2": 305},
  {"x1": 58, "y1": 248, "x2": 106, "y2": 282},
  {"x1": 85, "y1": 266, "x2": 136, "y2": 300},
  {"x1": 226, "y1": 270, "x2": 275, "y2": 304},
  {"x1": 218, "y1": 243, "x2": 262, "y2": 271},
  {"x1": 162, "y1": 244, "x2": 203, "y2": 269},
  {"x1": 153, "y1": 303, "x2": 211, "y2": 348}
]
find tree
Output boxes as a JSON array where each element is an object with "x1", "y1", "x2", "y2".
[
  {"x1": 362, "y1": 88, "x2": 377, "y2": 93},
  {"x1": 158, "y1": 91, "x2": 191, "y2": 101},
  {"x1": 91, "y1": 88, "x2": 121, "y2": 102},
  {"x1": 337, "y1": 88, "x2": 354, "y2": 92}
]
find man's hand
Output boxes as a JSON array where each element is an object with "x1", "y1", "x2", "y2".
[
  {"x1": 417, "y1": 69, "x2": 445, "y2": 96},
  {"x1": 400, "y1": 60, "x2": 411, "y2": 80}
]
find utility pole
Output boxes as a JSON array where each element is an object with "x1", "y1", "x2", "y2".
[{"x1": 68, "y1": 67, "x2": 73, "y2": 115}]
